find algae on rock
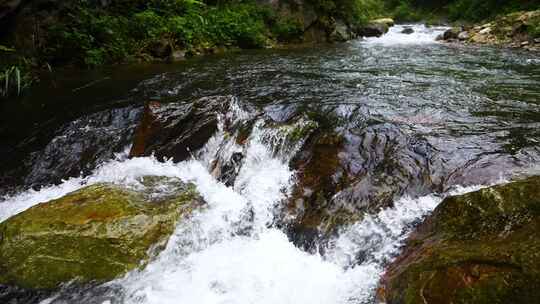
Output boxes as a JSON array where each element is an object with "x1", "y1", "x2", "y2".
[
  {"x1": 0, "y1": 176, "x2": 204, "y2": 289},
  {"x1": 379, "y1": 176, "x2": 540, "y2": 304}
]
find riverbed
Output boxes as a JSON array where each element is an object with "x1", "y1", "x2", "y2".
[{"x1": 1, "y1": 24, "x2": 540, "y2": 304}]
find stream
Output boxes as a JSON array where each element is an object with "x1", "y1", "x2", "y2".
[{"x1": 1, "y1": 24, "x2": 540, "y2": 304}]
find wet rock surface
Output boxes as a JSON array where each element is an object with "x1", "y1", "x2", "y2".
[
  {"x1": 378, "y1": 176, "x2": 540, "y2": 304},
  {"x1": 24, "y1": 106, "x2": 141, "y2": 190},
  {"x1": 129, "y1": 95, "x2": 233, "y2": 162},
  {"x1": 441, "y1": 27, "x2": 461, "y2": 40},
  {"x1": 0, "y1": 284, "x2": 51, "y2": 304},
  {"x1": 0, "y1": 176, "x2": 204, "y2": 289},
  {"x1": 401, "y1": 27, "x2": 414, "y2": 34},
  {"x1": 286, "y1": 120, "x2": 443, "y2": 249},
  {"x1": 357, "y1": 18, "x2": 394, "y2": 37}
]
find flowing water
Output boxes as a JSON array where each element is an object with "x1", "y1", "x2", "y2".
[{"x1": 1, "y1": 24, "x2": 540, "y2": 304}]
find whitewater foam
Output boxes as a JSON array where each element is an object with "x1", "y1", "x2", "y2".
[{"x1": 363, "y1": 24, "x2": 448, "y2": 46}]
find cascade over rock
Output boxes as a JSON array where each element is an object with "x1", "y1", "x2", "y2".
[
  {"x1": 24, "y1": 106, "x2": 141, "y2": 189},
  {"x1": 0, "y1": 176, "x2": 205, "y2": 289},
  {"x1": 378, "y1": 176, "x2": 540, "y2": 304}
]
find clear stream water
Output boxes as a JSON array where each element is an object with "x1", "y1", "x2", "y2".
[{"x1": 1, "y1": 24, "x2": 540, "y2": 304}]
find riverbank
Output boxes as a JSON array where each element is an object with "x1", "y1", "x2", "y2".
[
  {"x1": 439, "y1": 10, "x2": 540, "y2": 51},
  {"x1": 3, "y1": 1, "x2": 539, "y2": 99},
  {"x1": 0, "y1": 0, "x2": 391, "y2": 98}
]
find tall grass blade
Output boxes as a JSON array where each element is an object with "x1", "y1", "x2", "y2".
[
  {"x1": 4, "y1": 69, "x2": 9, "y2": 97},
  {"x1": 15, "y1": 67, "x2": 21, "y2": 96}
]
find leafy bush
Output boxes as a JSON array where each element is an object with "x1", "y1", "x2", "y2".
[
  {"x1": 528, "y1": 17, "x2": 540, "y2": 37},
  {"x1": 309, "y1": 0, "x2": 384, "y2": 26},
  {"x1": 447, "y1": 0, "x2": 540, "y2": 21},
  {"x1": 382, "y1": 0, "x2": 539, "y2": 22},
  {"x1": 392, "y1": 1, "x2": 421, "y2": 21},
  {"x1": 1, "y1": 66, "x2": 22, "y2": 97},
  {"x1": 203, "y1": 4, "x2": 269, "y2": 48},
  {"x1": 43, "y1": 1, "x2": 284, "y2": 66},
  {"x1": 271, "y1": 17, "x2": 304, "y2": 42}
]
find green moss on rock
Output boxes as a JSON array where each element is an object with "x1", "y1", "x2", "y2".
[
  {"x1": 379, "y1": 176, "x2": 540, "y2": 304},
  {"x1": 460, "y1": 10, "x2": 540, "y2": 50},
  {"x1": 0, "y1": 176, "x2": 204, "y2": 289}
]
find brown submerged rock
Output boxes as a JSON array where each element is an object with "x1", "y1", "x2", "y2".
[
  {"x1": 287, "y1": 122, "x2": 441, "y2": 248},
  {"x1": 288, "y1": 130, "x2": 348, "y2": 241},
  {"x1": 130, "y1": 95, "x2": 233, "y2": 162},
  {"x1": 0, "y1": 176, "x2": 204, "y2": 289},
  {"x1": 379, "y1": 176, "x2": 540, "y2": 304}
]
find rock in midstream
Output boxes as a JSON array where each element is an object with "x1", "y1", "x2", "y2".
[
  {"x1": 129, "y1": 95, "x2": 234, "y2": 162},
  {"x1": 356, "y1": 18, "x2": 394, "y2": 37},
  {"x1": 378, "y1": 176, "x2": 540, "y2": 304},
  {"x1": 285, "y1": 121, "x2": 444, "y2": 250},
  {"x1": 0, "y1": 176, "x2": 205, "y2": 290}
]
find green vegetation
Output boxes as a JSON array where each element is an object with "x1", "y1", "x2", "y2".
[
  {"x1": 2, "y1": 66, "x2": 21, "y2": 97},
  {"x1": 0, "y1": 0, "x2": 397, "y2": 95},
  {"x1": 382, "y1": 0, "x2": 449, "y2": 22},
  {"x1": 43, "y1": 1, "x2": 303, "y2": 67},
  {"x1": 1, "y1": 0, "x2": 393, "y2": 70},
  {"x1": 530, "y1": 21, "x2": 540, "y2": 37},
  {"x1": 447, "y1": 0, "x2": 540, "y2": 22},
  {"x1": 382, "y1": 0, "x2": 540, "y2": 22},
  {"x1": 306, "y1": 0, "x2": 383, "y2": 27},
  {"x1": 0, "y1": 45, "x2": 32, "y2": 98}
]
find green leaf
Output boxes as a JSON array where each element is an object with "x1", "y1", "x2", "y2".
[{"x1": 0, "y1": 45, "x2": 15, "y2": 52}]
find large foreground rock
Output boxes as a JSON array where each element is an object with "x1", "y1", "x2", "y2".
[
  {"x1": 0, "y1": 176, "x2": 204, "y2": 289},
  {"x1": 379, "y1": 176, "x2": 540, "y2": 304}
]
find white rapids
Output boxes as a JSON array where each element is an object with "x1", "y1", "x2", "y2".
[
  {"x1": 0, "y1": 29, "x2": 485, "y2": 304},
  {"x1": 363, "y1": 24, "x2": 448, "y2": 46}
]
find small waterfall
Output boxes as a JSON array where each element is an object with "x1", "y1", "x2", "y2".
[
  {"x1": 363, "y1": 24, "x2": 448, "y2": 46},
  {"x1": 0, "y1": 99, "x2": 490, "y2": 304}
]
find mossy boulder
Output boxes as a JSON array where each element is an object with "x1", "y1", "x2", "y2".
[
  {"x1": 371, "y1": 18, "x2": 395, "y2": 27},
  {"x1": 379, "y1": 176, "x2": 540, "y2": 304},
  {"x1": 0, "y1": 176, "x2": 204, "y2": 289},
  {"x1": 356, "y1": 18, "x2": 394, "y2": 37}
]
